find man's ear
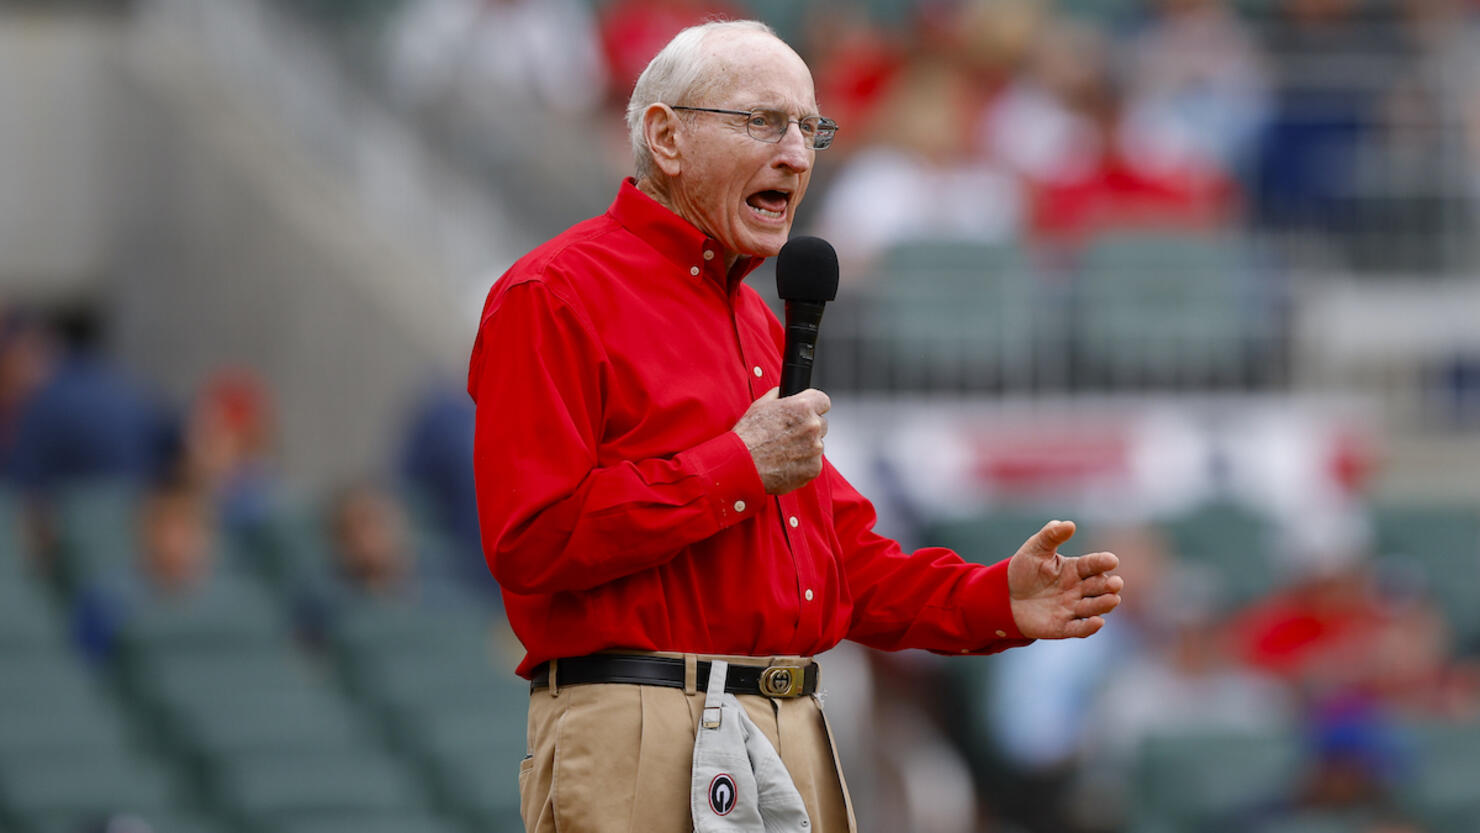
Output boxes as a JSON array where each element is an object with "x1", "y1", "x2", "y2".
[{"x1": 643, "y1": 103, "x2": 684, "y2": 177}]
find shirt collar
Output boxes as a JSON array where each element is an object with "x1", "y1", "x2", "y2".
[{"x1": 607, "y1": 178, "x2": 765, "y2": 287}]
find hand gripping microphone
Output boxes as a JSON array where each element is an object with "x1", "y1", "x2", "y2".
[{"x1": 775, "y1": 236, "x2": 840, "y2": 396}]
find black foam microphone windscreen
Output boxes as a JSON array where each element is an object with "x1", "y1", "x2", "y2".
[{"x1": 775, "y1": 236, "x2": 839, "y2": 396}]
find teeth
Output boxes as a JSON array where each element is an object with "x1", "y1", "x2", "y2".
[{"x1": 749, "y1": 204, "x2": 784, "y2": 219}]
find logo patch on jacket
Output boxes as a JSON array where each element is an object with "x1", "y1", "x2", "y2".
[{"x1": 708, "y1": 773, "x2": 737, "y2": 816}]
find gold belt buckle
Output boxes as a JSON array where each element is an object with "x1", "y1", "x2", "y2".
[{"x1": 759, "y1": 664, "x2": 806, "y2": 698}]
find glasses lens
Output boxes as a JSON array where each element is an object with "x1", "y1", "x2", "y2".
[
  {"x1": 747, "y1": 110, "x2": 789, "y2": 142},
  {"x1": 800, "y1": 117, "x2": 838, "y2": 150},
  {"x1": 743, "y1": 110, "x2": 838, "y2": 149}
]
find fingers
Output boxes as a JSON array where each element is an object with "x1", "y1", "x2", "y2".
[
  {"x1": 791, "y1": 387, "x2": 831, "y2": 416},
  {"x1": 1075, "y1": 592, "x2": 1121, "y2": 619},
  {"x1": 756, "y1": 387, "x2": 780, "y2": 403},
  {"x1": 1021, "y1": 519, "x2": 1076, "y2": 559},
  {"x1": 1074, "y1": 550, "x2": 1119, "y2": 579},
  {"x1": 788, "y1": 390, "x2": 828, "y2": 453},
  {"x1": 1077, "y1": 572, "x2": 1124, "y2": 597},
  {"x1": 1063, "y1": 616, "x2": 1105, "y2": 639}
]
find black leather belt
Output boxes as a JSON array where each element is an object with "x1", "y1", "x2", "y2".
[{"x1": 530, "y1": 654, "x2": 818, "y2": 699}]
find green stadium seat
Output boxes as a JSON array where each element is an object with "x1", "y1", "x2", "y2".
[
  {"x1": 1074, "y1": 231, "x2": 1266, "y2": 387},
  {"x1": 52, "y1": 480, "x2": 141, "y2": 583},
  {"x1": 0, "y1": 652, "x2": 108, "y2": 709},
  {"x1": 436, "y1": 755, "x2": 524, "y2": 833},
  {"x1": 115, "y1": 574, "x2": 289, "y2": 657},
  {"x1": 1054, "y1": 0, "x2": 1144, "y2": 28},
  {"x1": 26, "y1": 811, "x2": 231, "y2": 833},
  {"x1": 923, "y1": 508, "x2": 1069, "y2": 566},
  {"x1": 330, "y1": 598, "x2": 492, "y2": 659},
  {"x1": 864, "y1": 240, "x2": 1050, "y2": 389},
  {"x1": 1255, "y1": 811, "x2": 1382, "y2": 833},
  {"x1": 346, "y1": 641, "x2": 519, "y2": 716},
  {"x1": 244, "y1": 499, "x2": 332, "y2": 589},
  {"x1": 858, "y1": 0, "x2": 915, "y2": 25},
  {"x1": 329, "y1": 611, "x2": 525, "y2": 830},
  {"x1": 405, "y1": 708, "x2": 525, "y2": 762},
  {"x1": 0, "y1": 577, "x2": 66, "y2": 654},
  {"x1": 392, "y1": 705, "x2": 527, "y2": 823},
  {"x1": 1371, "y1": 502, "x2": 1480, "y2": 647},
  {"x1": 1398, "y1": 718, "x2": 1480, "y2": 833},
  {"x1": 166, "y1": 688, "x2": 376, "y2": 759},
  {"x1": 0, "y1": 699, "x2": 134, "y2": 758},
  {"x1": 0, "y1": 751, "x2": 182, "y2": 824},
  {"x1": 0, "y1": 488, "x2": 29, "y2": 571},
  {"x1": 215, "y1": 751, "x2": 429, "y2": 827},
  {"x1": 1372, "y1": 502, "x2": 1480, "y2": 561},
  {"x1": 1130, "y1": 728, "x2": 1303, "y2": 830},
  {"x1": 1160, "y1": 500, "x2": 1277, "y2": 605},
  {"x1": 739, "y1": 0, "x2": 807, "y2": 43},
  {"x1": 276, "y1": 813, "x2": 470, "y2": 833},
  {"x1": 126, "y1": 648, "x2": 385, "y2": 769},
  {"x1": 129, "y1": 649, "x2": 313, "y2": 705}
]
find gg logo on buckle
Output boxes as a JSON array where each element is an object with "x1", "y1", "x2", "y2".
[{"x1": 759, "y1": 665, "x2": 806, "y2": 698}]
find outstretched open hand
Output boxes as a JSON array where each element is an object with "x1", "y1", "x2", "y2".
[{"x1": 1008, "y1": 520, "x2": 1123, "y2": 639}]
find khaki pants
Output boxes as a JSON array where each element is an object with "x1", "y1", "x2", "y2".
[{"x1": 519, "y1": 654, "x2": 856, "y2": 833}]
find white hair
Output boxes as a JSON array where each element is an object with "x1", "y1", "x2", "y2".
[{"x1": 625, "y1": 19, "x2": 778, "y2": 180}]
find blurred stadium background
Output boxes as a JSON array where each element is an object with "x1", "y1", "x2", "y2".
[{"x1": 3, "y1": 0, "x2": 1480, "y2": 832}]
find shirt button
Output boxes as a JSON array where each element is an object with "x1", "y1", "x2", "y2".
[
  {"x1": 733, "y1": 500, "x2": 746, "y2": 513},
  {"x1": 995, "y1": 630, "x2": 1008, "y2": 638},
  {"x1": 703, "y1": 249, "x2": 715, "y2": 261},
  {"x1": 804, "y1": 589, "x2": 814, "y2": 601},
  {"x1": 753, "y1": 366, "x2": 763, "y2": 378},
  {"x1": 690, "y1": 266, "x2": 700, "y2": 276},
  {"x1": 788, "y1": 516, "x2": 799, "y2": 528}
]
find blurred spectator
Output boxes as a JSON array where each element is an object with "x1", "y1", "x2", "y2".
[
  {"x1": 973, "y1": 525, "x2": 1170, "y2": 832},
  {"x1": 1229, "y1": 507, "x2": 1479, "y2": 719},
  {"x1": 1230, "y1": 547, "x2": 1388, "y2": 698},
  {"x1": 0, "y1": 308, "x2": 53, "y2": 478},
  {"x1": 385, "y1": 0, "x2": 608, "y2": 117},
  {"x1": 285, "y1": 478, "x2": 474, "y2": 651},
  {"x1": 1120, "y1": 0, "x2": 1272, "y2": 178},
  {"x1": 321, "y1": 478, "x2": 463, "y2": 604},
  {"x1": 73, "y1": 479, "x2": 217, "y2": 664},
  {"x1": 5, "y1": 305, "x2": 175, "y2": 496},
  {"x1": 803, "y1": 2, "x2": 909, "y2": 148},
  {"x1": 597, "y1": 0, "x2": 744, "y2": 102},
  {"x1": 1364, "y1": 588, "x2": 1480, "y2": 717},
  {"x1": 950, "y1": 0, "x2": 1050, "y2": 92},
  {"x1": 1251, "y1": 0, "x2": 1395, "y2": 253},
  {"x1": 1076, "y1": 567, "x2": 1293, "y2": 829},
  {"x1": 175, "y1": 368, "x2": 279, "y2": 535},
  {"x1": 398, "y1": 381, "x2": 496, "y2": 599},
  {"x1": 1344, "y1": 0, "x2": 1480, "y2": 272},
  {"x1": 1239, "y1": 695, "x2": 1416, "y2": 832},
  {"x1": 1298, "y1": 695, "x2": 1410, "y2": 813},
  {"x1": 813, "y1": 58, "x2": 1024, "y2": 275},
  {"x1": 977, "y1": 20, "x2": 1237, "y2": 242}
]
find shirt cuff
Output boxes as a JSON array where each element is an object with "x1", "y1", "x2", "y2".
[
  {"x1": 685, "y1": 430, "x2": 768, "y2": 528},
  {"x1": 956, "y1": 558, "x2": 1033, "y2": 655}
]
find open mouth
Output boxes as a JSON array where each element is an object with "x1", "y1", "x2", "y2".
[{"x1": 745, "y1": 189, "x2": 790, "y2": 221}]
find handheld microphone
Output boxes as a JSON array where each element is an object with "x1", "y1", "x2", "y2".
[{"x1": 775, "y1": 236, "x2": 839, "y2": 397}]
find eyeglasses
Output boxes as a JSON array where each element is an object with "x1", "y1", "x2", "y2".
[{"x1": 671, "y1": 106, "x2": 839, "y2": 150}]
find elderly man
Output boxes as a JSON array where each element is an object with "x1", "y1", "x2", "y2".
[{"x1": 468, "y1": 19, "x2": 1123, "y2": 833}]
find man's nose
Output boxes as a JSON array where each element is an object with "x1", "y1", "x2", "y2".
[{"x1": 773, "y1": 122, "x2": 812, "y2": 172}]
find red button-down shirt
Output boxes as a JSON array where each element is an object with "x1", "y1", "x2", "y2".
[{"x1": 469, "y1": 180, "x2": 1029, "y2": 677}]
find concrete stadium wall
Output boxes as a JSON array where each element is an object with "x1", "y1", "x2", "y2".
[{"x1": 0, "y1": 13, "x2": 123, "y2": 299}]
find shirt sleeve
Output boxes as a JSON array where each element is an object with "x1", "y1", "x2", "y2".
[
  {"x1": 468, "y1": 279, "x2": 767, "y2": 595},
  {"x1": 826, "y1": 461, "x2": 1033, "y2": 655}
]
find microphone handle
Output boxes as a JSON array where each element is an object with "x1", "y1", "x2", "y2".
[{"x1": 780, "y1": 300, "x2": 827, "y2": 396}]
